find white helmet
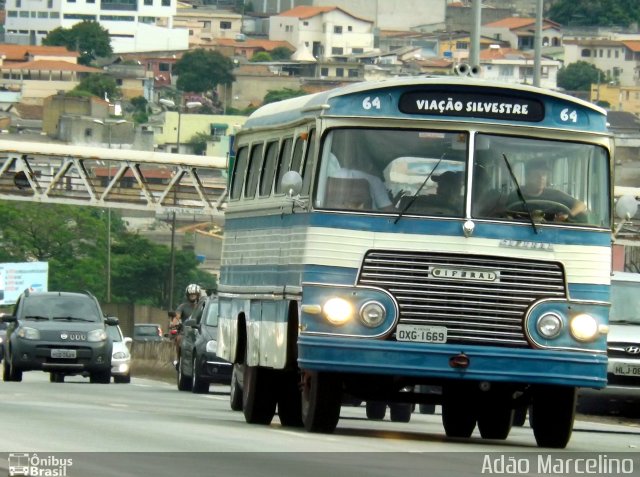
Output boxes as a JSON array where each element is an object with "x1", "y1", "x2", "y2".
[{"x1": 185, "y1": 284, "x2": 201, "y2": 296}]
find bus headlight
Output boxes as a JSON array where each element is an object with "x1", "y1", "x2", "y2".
[
  {"x1": 536, "y1": 313, "x2": 562, "y2": 339},
  {"x1": 359, "y1": 301, "x2": 386, "y2": 328},
  {"x1": 570, "y1": 313, "x2": 598, "y2": 342},
  {"x1": 323, "y1": 298, "x2": 353, "y2": 325}
]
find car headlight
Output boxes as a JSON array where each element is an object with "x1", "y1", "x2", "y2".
[
  {"x1": 536, "y1": 312, "x2": 563, "y2": 339},
  {"x1": 206, "y1": 340, "x2": 218, "y2": 353},
  {"x1": 113, "y1": 351, "x2": 129, "y2": 359},
  {"x1": 359, "y1": 301, "x2": 386, "y2": 328},
  {"x1": 87, "y1": 328, "x2": 108, "y2": 342},
  {"x1": 323, "y1": 297, "x2": 353, "y2": 325},
  {"x1": 18, "y1": 327, "x2": 40, "y2": 340},
  {"x1": 570, "y1": 313, "x2": 598, "y2": 342}
]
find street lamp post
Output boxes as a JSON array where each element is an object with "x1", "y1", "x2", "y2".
[{"x1": 93, "y1": 118, "x2": 127, "y2": 303}]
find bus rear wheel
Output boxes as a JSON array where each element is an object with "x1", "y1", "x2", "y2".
[
  {"x1": 242, "y1": 360, "x2": 277, "y2": 425},
  {"x1": 477, "y1": 396, "x2": 513, "y2": 440},
  {"x1": 442, "y1": 383, "x2": 477, "y2": 438},
  {"x1": 277, "y1": 370, "x2": 303, "y2": 427},
  {"x1": 301, "y1": 371, "x2": 342, "y2": 433},
  {"x1": 530, "y1": 385, "x2": 576, "y2": 449}
]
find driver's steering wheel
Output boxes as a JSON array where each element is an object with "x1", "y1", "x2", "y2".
[{"x1": 505, "y1": 199, "x2": 572, "y2": 222}]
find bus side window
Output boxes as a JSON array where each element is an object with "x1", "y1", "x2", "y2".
[
  {"x1": 290, "y1": 137, "x2": 305, "y2": 175},
  {"x1": 259, "y1": 141, "x2": 279, "y2": 197},
  {"x1": 244, "y1": 143, "x2": 264, "y2": 199},
  {"x1": 274, "y1": 137, "x2": 293, "y2": 195},
  {"x1": 230, "y1": 146, "x2": 249, "y2": 200},
  {"x1": 301, "y1": 129, "x2": 316, "y2": 196}
]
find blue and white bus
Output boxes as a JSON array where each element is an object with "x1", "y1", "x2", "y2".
[{"x1": 217, "y1": 77, "x2": 613, "y2": 448}]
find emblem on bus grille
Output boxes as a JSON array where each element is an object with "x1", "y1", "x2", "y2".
[
  {"x1": 625, "y1": 346, "x2": 640, "y2": 355},
  {"x1": 431, "y1": 267, "x2": 499, "y2": 282}
]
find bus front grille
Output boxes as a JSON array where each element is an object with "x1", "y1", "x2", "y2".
[{"x1": 358, "y1": 251, "x2": 567, "y2": 347}]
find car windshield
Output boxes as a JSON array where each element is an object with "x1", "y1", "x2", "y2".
[
  {"x1": 610, "y1": 280, "x2": 640, "y2": 324},
  {"x1": 107, "y1": 326, "x2": 123, "y2": 342},
  {"x1": 22, "y1": 296, "x2": 101, "y2": 322},
  {"x1": 203, "y1": 301, "x2": 219, "y2": 326}
]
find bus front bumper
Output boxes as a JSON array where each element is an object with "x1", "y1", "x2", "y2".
[{"x1": 297, "y1": 335, "x2": 607, "y2": 389}]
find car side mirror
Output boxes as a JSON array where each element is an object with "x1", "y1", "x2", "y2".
[
  {"x1": 105, "y1": 317, "x2": 119, "y2": 326},
  {"x1": 1, "y1": 315, "x2": 16, "y2": 323}
]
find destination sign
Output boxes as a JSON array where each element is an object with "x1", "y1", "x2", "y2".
[{"x1": 399, "y1": 91, "x2": 545, "y2": 122}]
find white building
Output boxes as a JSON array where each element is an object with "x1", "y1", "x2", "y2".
[
  {"x1": 5, "y1": 0, "x2": 189, "y2": 53},
  {"x1": 269, "y1": 5, "x2": 374, "y2": 60},
  {"x1": 479, "y1": 46, "x2": 560, "y2": 91},
  {"x1": 564, "y1": 39, "x2": 640, "y2": 87}
]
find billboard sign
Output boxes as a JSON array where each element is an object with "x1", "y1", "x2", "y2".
[{"x1": 0, "y1": 262, "x2": 49, "y2": 305}]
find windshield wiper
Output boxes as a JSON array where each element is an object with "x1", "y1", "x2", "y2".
[
  {"x1": 53, "y1": 316, "x2": 94, "y2": 322},
  {"x1": 394, "y1": 155, "x2": 445, "y2": 224},
  {"x1": 502, "y1": 154, "x2": 538, "y2": 235},
  {"x1": 610, "y1": 319, "x2": 639, "y2": 325},
  {"x1": 24, "y1": 315, "x2": 50, "y2": 321}
]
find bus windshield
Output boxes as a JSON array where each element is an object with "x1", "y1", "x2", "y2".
[{"x1": 315, "y1": 128, "x2": 609, "y2": 227}]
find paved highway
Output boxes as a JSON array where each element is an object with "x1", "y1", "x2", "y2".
[{"x1": 0, "y1": 373, "x2": 638, "y2": 477}]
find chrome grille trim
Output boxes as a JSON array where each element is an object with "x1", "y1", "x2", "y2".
[{"x1": 358, "y1": 251, "x2": 567, "y2": 347}]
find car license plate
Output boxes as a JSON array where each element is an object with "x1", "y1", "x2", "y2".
[
  {"x1": 613, "y1": 364, "x2": 640, "y2": 376},
  {"x1": 51, "y1": 349, "x2": 76, "y2": 359},
  {"x1": 396, "y1": 324, "x2": 447, "y2": 343}
]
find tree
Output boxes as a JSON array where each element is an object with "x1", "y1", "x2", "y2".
[
  {"x1": 187, "y1": 132, "x2": 211, "y2": 155},
  {"x1": 250, "y1": 52, "x2": 272, "y2": 62},
  {"x1": 0, "y1": 201, "x2": 216, "y2": 306},
  {"x1": 73, "y1": 74, "x2": 120, "y2": 100},
  {"x1": 42, "y1": 21, "x2": 112, "y2": 65},
  {"x1": 548, "y1": 0, "x2": 640, "y2": 27},
  {"x1": 173, "y1": 49, "x2": 235, "y2": 95},
  {"x1": 270, "y1": 47, "x2": 293, "y2": 61},
  {"x1": 557, "y1": 61, "x2": 606, "y2": 91},
  {"x1": 263, "y1": 87, "x2": 307, "y2": 105}
]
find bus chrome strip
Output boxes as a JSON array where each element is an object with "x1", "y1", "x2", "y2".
[{"x1": 358, "y1": 250, "x2": 568, "y2": 347}]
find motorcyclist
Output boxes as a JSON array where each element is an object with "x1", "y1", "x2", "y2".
[{"x1": 171, "y1": 283, "x2": 201, "y2": 368}]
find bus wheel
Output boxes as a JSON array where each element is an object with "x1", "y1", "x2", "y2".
[
  {"x1": 277, "y1": 370, "x2": 303, "y2": 427},
  {"x1": 229, "y1": 364, "x2": 243, "y2": 411},
  {"x1": 301, "y1": 371, "x2": 342, "y2": 433},
  {"x1": 242, "y1": 359, "x2": 277, "y2": 425},
  {"x1": 366, "y1": 401, "x2": 386, "y2": 420},
  {"x1": 390, "y1": 403, "x2": 412, "y2": 423},
  {"x1": 512, "y1": 405, "x2": 527, "y2": 427},
  {"x1": 477, "y1": 395, "x2": 513, "y2": 440},
  {"x1": 530, "y1": 385, "x2": 576, "y2": 449},
  {"x1": 442, "y1": 383, "x2": 476, "y2": 438}
]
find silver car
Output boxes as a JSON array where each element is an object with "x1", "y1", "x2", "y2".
[{"x1": 108, "y1": 325, "x2": 132, "y2": 384}]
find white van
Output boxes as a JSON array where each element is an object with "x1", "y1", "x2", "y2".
[{"x1": 605, "y1": 271, "x2": 640, "y2": 393}]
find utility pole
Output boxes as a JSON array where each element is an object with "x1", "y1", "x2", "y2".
[
  {"x1": 533, "y1": 0, "x2": 543, "y2": 87},
  {"x1": 470, "y1": 0, "x2": 481, "y2": 68}
]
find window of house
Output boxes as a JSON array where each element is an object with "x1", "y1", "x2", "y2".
[
  {"x1": 285, "y1": 25, "x2": 293, "y2": 32},
  {"x1": 541, "y1": 66, "x2": 549, "y2": 78},
  {"x1": 244, "y1": 143, "x2": 264, "y2": 199},
  {"x1": 336, "y1": 68, "x2": 344, "y2": 77},
  {"x1": 85, "y1": 129, "x2": 93, "y2": 138},
  {"x1": 19, "y1": 10, "x2": 29, "y2": 17},
  {"x1": 274, "y1": 138, "x2": 293, "y2": 195},
  {"x1": 456, "y1": 41, "x2": 468, "y2": 50},
  {"x1": 144, "y1": 0, "x2": 152, "y2": 4},
  {"x1": 230, "y1": 147, "x2": 249, "y2": 200},
  {"x1": 352, "y1": 48, "x2": 363, "y2": 54},
  {"x1": 30, "y1": 11, "x2": 36, "y2": 17},
  {"x1": 303, "y1": 21, "x2": 309, "y2": 26},
  {"x1": 7, "y1": 11, "x2": 17, "y2": 17},
  {"x1": 615, "y1": 50, "x2": 619, "y2": 58},
  {"x1": 50, "y1": 11, "x2": 59, "y2": 17},
  {"x1": 161, "y1": 0, "x2": 170, "y2": 6},
  {"x1": 16, "y1": 0, "x2": 21, "y2": 6},
  {"x1": 608, "y1": 49, "x2": 611, "y2": 58},
  {"x1": 348, "y1": 69, "x2": 359, "y2": 78},
  {"x1": 334, "y1": 26, "x2": 343, "y2": 34},
  {"x1": 332, "y1": 47, "x2": 343, "y2": 55},
  {"x1": 38, "y1": 11, "x2": 48, "y2": 18},
  {"x1": 220, "y1": 21, "x2": 231, "y2": 30},
  {"x1": 116, "y1": 79, "x2": 123, "y2": 86},
  {"x1": 599, "y1": 49, "x2": 603, "y2": 57},
  {"x1": 259, "y1": 141, "x2": 279, "y2": 197},
  {"x1": 581, "y1": 49, "x2": 591, "y2": 57},
  {"x1": 159, "y1": 63, "x2": 170, "y2": 71},
  {"x1": 348, "y1": 26, "x2": 352, "y2": 32},
  {"x1": 320, "y1": 67, "x2": 328, "y2": 76}
]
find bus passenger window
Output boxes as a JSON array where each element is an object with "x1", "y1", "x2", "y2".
[
  {"x1": 230, "y1": 147, "x2": 249, "y2": 200},
  {"x1": 244, "y1": 143, "x2": 264, "y2": 199},
  {"x1": 259, "y1": 141, "x2": 279, "y2": 197},
  {"x1": 301, "y1": 129, "x2": 316, "y2": 195},
  {"x1": 290, "y1": 137, "x2": 305, "y2": 175},
  {"x1": 274, "y1": 138, "x2": 293, "y2": 194}
]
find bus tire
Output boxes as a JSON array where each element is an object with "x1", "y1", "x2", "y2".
[
  {"x1": 512, "y1": 405, "x2": 527, "y2": 427},
  {"x1": 442, "y1": 383, "x2": 476, "y2": 438},
  {"x1": 390, "y1": 403, "x2": 412, "y2": 423},
  {"x1": 277, "y1": 371, "x2": 303, "y2": 427},
  {"x1": 242, "y1": 351, "x2": 277, "y2": 425},
  {"x1": 301, "y1": 371, "x2": 342, "y2": 433},
  {"x1": 531, "y1": 385, "x2": 576, "y2": 449},
  {"x1": 229, "y1": 364, "x2": 243, "y2": 411},
  {"x1": 477, "y1": 397, "x2": 513, "y2": 440},
  {"x1": 366, "y1": 401, "x2": 386, "y2": 420}
]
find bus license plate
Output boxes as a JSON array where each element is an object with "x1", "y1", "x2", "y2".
[
  {"x1": 396, "y1": 324, "x2": 447, "y2": 343},
  {"x1": 613, "y1": 364, "x2": 640, "y2": 376},
  {"x1": 51, "y1": 349, "x2": 76, "y2": 359}
]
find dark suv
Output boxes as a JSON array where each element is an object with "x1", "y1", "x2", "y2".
[
  {"x1": 2, "y1": 290, "x2": 117, "y2": 383},
  {"x1": 177, "y1": 295, "x2": 232, "y2": 393}
]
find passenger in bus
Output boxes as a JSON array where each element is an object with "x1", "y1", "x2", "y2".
[
  {"x1": 432, "y1": 171, "x2": 464, "y2": 209},
  {"x1": 327, "y1": 153, "x2": 394, "y2": 211},
  {"x1": 507, "y1": 160, "x2": 587, "y2": 221}
]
